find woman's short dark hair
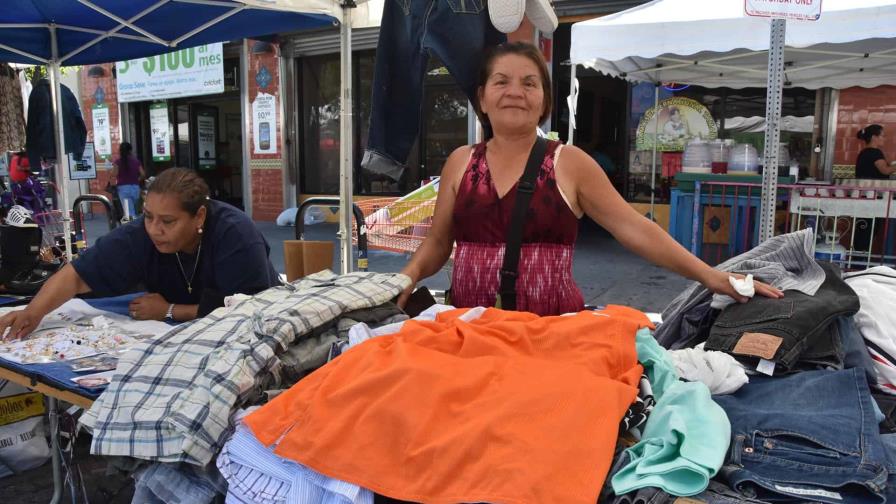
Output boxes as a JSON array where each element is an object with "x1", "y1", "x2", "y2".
[
  {"x1": 474, "y1": 42, "x2": 553, "y2": 130},
  {"x1": 668, "y1": 107, "x2": 681, "y2": 116},
  {"x1": 857, "y1": 124, "x2": 884, "y2": 143},
  {"x1": 148, "y1": 167, "x2": 209, "y2": 216}
]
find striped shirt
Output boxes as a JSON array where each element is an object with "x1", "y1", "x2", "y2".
[{"x1": 218, "y1": 425, "x2": 372, "y2": 504}]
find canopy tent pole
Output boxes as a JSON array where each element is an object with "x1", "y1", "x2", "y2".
[
  {"x1": 338, "y1": 1, "x2": 355, "y2": 274},
  {"x1": 650, "y1": 83, "x2": 658, "y2": 220},
  {"x1": 48, "y1": 25, "x2": 74, "y2": 263},
  {"x1": 759, "y1": 18, "x2": 786, "y2": 243},
  {"x1": 566, "y1": 63, "x2": 576, "y2": 144}
]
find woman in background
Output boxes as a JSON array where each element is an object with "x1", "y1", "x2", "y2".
[
  {"x1": 855, "y1": 124, "x2": 893, "y2": 179},
  {"x1": 111, "y1": 141, "x2": 145, "y2": 220},
  {"x1": 854, "y1": 124, "x2": 894, "y2": 252}
]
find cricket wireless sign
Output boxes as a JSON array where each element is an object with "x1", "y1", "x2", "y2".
[{"x1": 115, "y1": 43, "x2": 225, "y2": 103}]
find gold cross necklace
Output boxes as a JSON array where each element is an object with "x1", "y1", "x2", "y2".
[{"x1": 175, "y1": 241, "x2": 202, "y2": 294}]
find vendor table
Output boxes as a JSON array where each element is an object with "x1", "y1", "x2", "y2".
[{"x1": 0, "y1": 293, "x2": 153, "y2": 504}]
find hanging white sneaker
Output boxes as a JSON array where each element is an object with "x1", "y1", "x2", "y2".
[
  {"x1": 5, "y1": 205, "x2": 37, "y2": 228},
  {"x1": 488, "y1": 0, "x2": 526, "y2": 33},
  {"x1": 526, "y1": 0, "x2": 557, "y2": 34}
]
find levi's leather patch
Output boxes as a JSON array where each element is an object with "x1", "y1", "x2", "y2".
[
  {"x1": 674, "y1": 498, "x2": 706, "y2": 504},
  {"x1": 732, "y1": 332, "x2": 783, "y2": 360}
]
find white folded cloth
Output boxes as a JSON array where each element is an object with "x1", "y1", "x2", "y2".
[{"x1": 668, "y1": 345, "x2": 749, "y2": 395}]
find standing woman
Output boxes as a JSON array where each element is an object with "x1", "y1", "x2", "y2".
[
  {"x1": 111, "y1": 142, "x2": 145, "y2": 220},
  {"x1": 854, "y1": 124, "x2": 894, "y2": 251},
  {"x1": 398, "y1": 42, "x2": 781, "y2": 314},
  {"x1": 855, "y1": 125, "x2": 893, "y2": 179}
]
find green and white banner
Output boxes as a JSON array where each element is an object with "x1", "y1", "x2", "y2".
[{"x1": 116, "y1": 43, "x2": 224, "y2": 103}]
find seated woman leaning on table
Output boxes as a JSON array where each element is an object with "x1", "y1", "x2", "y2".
[
  {"x1": 0, "y1": 167, "x2": 280, "y2": 340},
  {"x1": 398, "y1": 42, "x2": 782, "y2": 315}
]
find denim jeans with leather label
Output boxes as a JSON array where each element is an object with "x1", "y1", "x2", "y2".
[
  {"x1": 714, "y1": 369, "x2": 888, "y2": 503},
  {"x1": 706, "y1": 262, "x2": 859, "y2": 371},
  {"x1": 362, "y1": 0, "x2": 505, "y2": 181}
]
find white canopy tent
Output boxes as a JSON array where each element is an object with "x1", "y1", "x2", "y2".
[
  {"x1": 569, "y1": 0, "x2": 896, "y2": 241},
  {"x1": 570, "y1": 0, "x2": 896, "y2": 89}
]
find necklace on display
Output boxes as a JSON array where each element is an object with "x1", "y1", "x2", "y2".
[{"x1": 175, "y1": 241, "x2": 202, "y2": 294}]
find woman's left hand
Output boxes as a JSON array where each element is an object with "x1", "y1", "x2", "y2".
[
  {"x1": 129, "y1": 293, "x2": 170, "y2": 321},
  {"x1": 701, "y1": 269, "x2": 784, "y2": 303}
]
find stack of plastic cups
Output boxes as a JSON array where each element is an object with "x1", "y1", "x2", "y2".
[{"x1": 682, "y1": 139, "x2": 712, "y2": 174}]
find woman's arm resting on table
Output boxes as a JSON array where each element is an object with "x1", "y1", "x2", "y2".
[
  {"x1": 563, "y1": 145, "x2": 783, "y2": 302},
  {"x1": 0, "y1": 264, "x2": 91, "y2": 340}
]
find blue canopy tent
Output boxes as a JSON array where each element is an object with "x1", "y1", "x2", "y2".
[
  {"x1": 0, "y1": 2, "x2": 379, "y2": 501},
  {"x1": 1, "y1": 0, "x2": 377, "y2": 273}
]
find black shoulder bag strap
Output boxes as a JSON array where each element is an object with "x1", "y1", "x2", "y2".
[{"x1": 496, "y1": 136, "x2": 548, "y2": 311}]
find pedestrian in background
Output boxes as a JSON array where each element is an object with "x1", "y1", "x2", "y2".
[{"x1": 111, "y1": 142, "x2": 145, "y2": 221}]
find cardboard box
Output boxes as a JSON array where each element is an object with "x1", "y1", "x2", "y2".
[{"x1": 283, "y1": 240, "x2": 334, "y2": 282}]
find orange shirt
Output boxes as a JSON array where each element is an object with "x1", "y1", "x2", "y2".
[{"x1": 245, "y1": 306, "x2": 651, "y2": 504}]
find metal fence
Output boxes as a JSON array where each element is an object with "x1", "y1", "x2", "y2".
[{"x1": 691, "y1": 180, "x2": 896, "y2": 269}]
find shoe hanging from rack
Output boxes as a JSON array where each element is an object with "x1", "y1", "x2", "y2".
[{"x1": 488, "y1": 0, "x2": 557, "y2": 34}]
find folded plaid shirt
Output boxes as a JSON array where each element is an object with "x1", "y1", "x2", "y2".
[{"x1": 81, "y1": 272, "x2": 411, "y2": 466}]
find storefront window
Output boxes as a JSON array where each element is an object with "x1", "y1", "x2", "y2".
[
  {"x1": 300, "y1": 54, "x2": 342, "y2": 195},
  {"x1": 299, "y1": 52, "x2": 469, "y2": 195},
  {"x1": 626, "y1": 82, "x2": 819, "y2": 203},
  {"x1": 175, "y1": 104, "x2": 191, "y2": 169},
  {"x1": 420, "y1": 64, "x2": 469, "y2": 184}
]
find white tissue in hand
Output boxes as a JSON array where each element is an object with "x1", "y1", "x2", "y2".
[{"x1": 728, "y1": 274, "x2": 755, "y2": 298}]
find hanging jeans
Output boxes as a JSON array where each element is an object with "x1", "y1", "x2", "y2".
[
  {"x1": 362, "y1": 0, "x2": 505, "y2": 181},
  {"x1": 714, "y1": 369, "x2": 889, "y2": 504}
]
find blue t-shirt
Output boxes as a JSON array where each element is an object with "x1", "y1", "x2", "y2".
[{"x1": 73, "y1": 200, "x2": 280, "y2": 305}]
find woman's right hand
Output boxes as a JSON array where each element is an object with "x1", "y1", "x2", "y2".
[
  {"x1": 396, "y1": 278, "x2": 417, "y2": 310},
  {"x1": 0, "y1": 309, "x2": 42, "y2": 341}
]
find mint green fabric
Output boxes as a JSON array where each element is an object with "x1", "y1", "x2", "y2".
[
  {"x1": 611, "y1": 330, "x2": 731, "y2": 496},
  {"x1": 634, "y1": 328, "x2": 678, "y2": 399}
]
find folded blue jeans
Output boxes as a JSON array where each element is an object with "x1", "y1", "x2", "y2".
[
  {"x1": 362, "y1": 0, "x2": 505, "y2": 181},
  {"x1": 714, "y1": 369, "x2": 889, "y2": 503},
  {"x1": 839, "y1": 316, "x2": 878, "y2": 384}
]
